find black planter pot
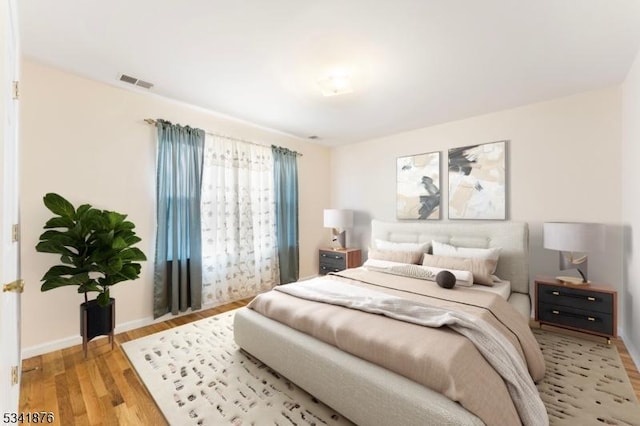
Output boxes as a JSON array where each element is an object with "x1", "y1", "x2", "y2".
[{"x1": 80, "y1": 298, "x2": 115, "y2": 357}]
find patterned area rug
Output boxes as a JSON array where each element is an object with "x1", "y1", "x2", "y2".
[
  {"x1": 533, "y1": 328, "x2": 640, "y2": 425},
  {"x1": 122, "y1": 310, "x2": 640, "y2": 425},
  {"x1": 122, "y1": 311, "x2": 353, "y2": 425}
]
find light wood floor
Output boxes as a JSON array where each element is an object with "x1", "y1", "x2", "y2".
[{"x1": 20, "y1": 300, "x2": 640, "y2": 426}]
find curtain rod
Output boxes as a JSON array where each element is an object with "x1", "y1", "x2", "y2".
[{"x1": 144, "y1": 118, "x2": 302, "y2": 156}]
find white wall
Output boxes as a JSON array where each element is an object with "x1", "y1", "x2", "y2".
[
  {"x1": 622, "y1": 48, "x2": 640, "y2": 367},
  {"x1": 331, "y1": 88, "x2": 624, "y2": 323},
  {"x1": 20, "y1": 60, "x2": 331, "y2": 355}
]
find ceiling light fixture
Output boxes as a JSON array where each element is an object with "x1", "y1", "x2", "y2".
[{"x1": 318, "y1": 72, "x2": 353, "y2": 97}]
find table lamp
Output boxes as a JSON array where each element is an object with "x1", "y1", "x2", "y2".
[
  {"x1": 543, "y1": 222, "x2": 604, "y2": 284},
  {"x1": 323, "y1": 209, "x2": 353, "y2": 250}
]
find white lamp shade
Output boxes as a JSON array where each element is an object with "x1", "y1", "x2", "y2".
[
  {"x1": 543, "y1": 222, "x2": 604, "y2": 252},
  {"x1": 323, "y1": 209, "x2": 353, "y2": 229}
]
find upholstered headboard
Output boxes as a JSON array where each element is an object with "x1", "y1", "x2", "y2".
[{"x1": 370, "y1": 220, "x2": 529, "y2": 294}]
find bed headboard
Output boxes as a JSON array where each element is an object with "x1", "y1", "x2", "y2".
[{"x1": 370, "y1": 220, "x2": 529, "y2": 294}]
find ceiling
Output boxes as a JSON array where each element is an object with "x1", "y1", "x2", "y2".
[{"x1": 19, "y1": 0, "x2": 640, "y2": 146}]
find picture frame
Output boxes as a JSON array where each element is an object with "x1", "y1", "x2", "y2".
[
  {"x1": 396, "y1": 151, "x2": 441, "y2": 220},
  {"x1": 448, "y1": 140, "x2": 507, "y2": 220}
]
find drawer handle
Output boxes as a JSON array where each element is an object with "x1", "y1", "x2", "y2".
[
  {"x1": 552, "y1": 310, "x2": 560, "y2": 315},
  {"x1": 552, "y1": 291, "x2": 560, "y2": 296},
  {"x1": 588, "y1": 317, "x2": 596, "y2": 322},
  {"x1": 321, "y1": 253, "x2": 327, "y2": 257},
  {"x1": 587, "y1": 297, "x2": 596, "y2": 301}
]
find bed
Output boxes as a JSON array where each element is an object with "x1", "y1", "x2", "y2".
[{"x1": 234, "y1": 220, "x2": 545, "y2": 426}]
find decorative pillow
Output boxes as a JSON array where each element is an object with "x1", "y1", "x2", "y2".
[
  {"x1": 364, "y1": 260, "x2": 473, "y2": 287},
  {"x1": 375, "y1": 239, "x2": 430, "y2": 253},
  {"x1": 432, "y1": 241, "x2": 501, "y2": 273},
  {"x1": 436, "y1": 271, "x2": 456, "y2": 289},
  {"x1": 422, "y1": 254, "x2": 496, "y2": 286},
  {"x1": 367, "y1": 248, "x2": 423, "y2": 265}
]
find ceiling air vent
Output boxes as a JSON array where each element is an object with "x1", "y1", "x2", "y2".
[{"x1": 118, "y1": 73, "x2": 154, "y2": 89}]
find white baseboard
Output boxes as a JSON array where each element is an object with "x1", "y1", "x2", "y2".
[
  {"x1": 21, "y1": 299, "x2": 248, "y2": 359},
  {"x1": 21, "y1": 315, "x2": 156, "y2": 359},
  {"x1": 22, "y1": 335, "x2": 84, "y2": 359}
]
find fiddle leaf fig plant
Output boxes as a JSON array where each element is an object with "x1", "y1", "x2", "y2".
[{"x1": 36, "y1": 193, "x2": 147, "y2": 307}]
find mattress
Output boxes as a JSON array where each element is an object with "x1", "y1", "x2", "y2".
[{"x1": 469, "y1": 279, "x2": 511, "y2": 300}]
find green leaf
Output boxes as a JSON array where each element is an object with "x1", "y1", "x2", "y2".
[
  {"x1": 75, "y1": 204, "x2": 93, "y2": 219},
  {"x1": 78, "y1": 282, "x2": 101, "y2": 293},
  {"x1": 35, "y1": 241, "x2": 76, "y2": 256},
  {"x1": 122, "y1": 235, "x2": 142, "y2": 246},
  {"x1": 97, "y1": 290, "x2": 110, "y2": 307},
  {"x1": 43, "y1": 216, "x2": 75, "y2": 229},
  {"x1": 38, "y1": 230, "x2": 79, "y2": 250},
  {"x1": 105, "y1": 211, "x2": 126, "y2": 228},
  {"x1": 112, "y1": 236, "x2": 127, "y2": 250},
  {"x1": 40, "y1": 273, "x2": 90, "y2": 291},
  {"x1": 107, "y1": 257, "x2": 123, "y2": 272},
  {"x1": 118, "y1": 221, "x2": 135, "y2": 231},
  {"x1": 43, "y1": 193, "x2": 76, "y2": 218},
  {"x1": 42, "y1": 265, "x2": 79, "y2": 280},
  {"x1": 119, "y1": 247, "x2": 147, "y2": 261},
  {"x1": 118, "y1": 264, "x2": 141, "y2": 280}
]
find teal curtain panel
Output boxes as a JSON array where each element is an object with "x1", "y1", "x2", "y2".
[
  {"x1": 153, "y1": 119, "x2": 205, "y2": 317},
  {"x1": 272, "y1": 146, "x2": 299, "y2": 284}
]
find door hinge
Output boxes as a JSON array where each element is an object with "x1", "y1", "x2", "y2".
[
  {"x1": 12, "y1": 81, "x2": 19, "y2": 100},
  {"x1": 11, "y1": 366, "x2": 19, "y2": 385},
  {"x1": 11, "y1": 223, "x2": 19, "y2": 242},
  {"x1": 3, "y1": 279, "x2": 24, "y2": 293}
]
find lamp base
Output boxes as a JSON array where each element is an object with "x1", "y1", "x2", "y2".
[
  {"x1": 556, "y1": 276, "x2": 589, "y2": 285},
  {"x1": 331, "y1": 229, "x2": 347, "y2": 250}
]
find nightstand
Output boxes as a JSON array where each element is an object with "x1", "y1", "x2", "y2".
[
  {"x1": 319, "y1": 248, "x2": 362, "y2": 275},
  {"x1": 535, "y1": 276, "x2": 617, "y2": 342}
]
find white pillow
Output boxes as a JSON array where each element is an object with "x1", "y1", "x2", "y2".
[
  {"x1": 375, "y1": 239, "x2": 429, "y2": 252},
  {"x1": 363, "y1": 258, "x2": 411, "y2": 269},
  {"x1": 432, "y1": 241, "x2": 501, "y2": 273}
]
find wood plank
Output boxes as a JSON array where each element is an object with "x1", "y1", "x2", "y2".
[
  {"x1": 41, "y1": 376, "x2": 60, "y2": 425},
  {"x1": 94, "y1": 353, "x2": 124, "y2": 407},
  {"x1": 54, "y1": 373, "x2": 75, "y2": 425},
  {"x1": 75, "y1": 357, "x2": 105, "y2": 425},
  {"x1": 122, "y1": 368, "x2": 167, "y2": 425},
  {"x1": 61, "y1": 347, "x2": 88, "y2": 420}
]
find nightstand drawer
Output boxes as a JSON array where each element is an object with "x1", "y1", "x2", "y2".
[
  {"x1": 319, "y1": 250, "x2": 346, "y2": 266},
  {"x1": 318, "y1": 248, "x2": 361, "y2": 275},
  {"x1": 319, "y1": 264, "x2": 344, "y2": 274},
  {"x1": 537, "y1": 284, "x2": 613, "y2": 314},
  {"x1": 538, "y1": 302, "x2": 614, "y2": 336}
]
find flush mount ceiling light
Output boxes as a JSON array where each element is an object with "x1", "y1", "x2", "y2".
[{"x1": 317, "y1": 72, "x2": 353, "y2": 97}]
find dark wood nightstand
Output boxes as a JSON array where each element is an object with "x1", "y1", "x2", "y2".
[
  {"x1": 319, "y1": 248, "x2": 362, "y2": 275},
  {"x1": 535, "y1": 276, "x2": 617, "y2": 342}
]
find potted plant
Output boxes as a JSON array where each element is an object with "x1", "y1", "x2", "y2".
[{"x1": 35, "y1": 193, "x2": 147, "y2": 356}]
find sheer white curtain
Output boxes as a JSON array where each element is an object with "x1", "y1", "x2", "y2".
[{"x1": 200, "y1": 134, "x2": 280, "y2": 305}]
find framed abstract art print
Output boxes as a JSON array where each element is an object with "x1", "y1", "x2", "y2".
[
  {"x1": 397, "y1": 151, "x2": 441, "y2": 220},
  {"x1": 448, "y1": 140, "x2": 507, "y2": 220}
]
